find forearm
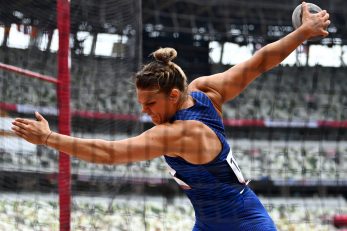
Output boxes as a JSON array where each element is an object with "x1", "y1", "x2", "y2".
[
  {"x1": 206, "y1": 26, "x2": 311, "y2": 103},
  {"x1": 12, "y1": 112, "x2": 160, "y2": 165},
  {"x1": 46, "y1": 132, "x2": 114, "y2": 164},
  {"x1": 255, "y1": 26, "x2": 310, "y2": 72}
]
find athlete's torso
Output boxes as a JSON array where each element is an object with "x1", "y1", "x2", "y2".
[{"x1": 164, "y1": 91, "x2": 247, "y2": 222}]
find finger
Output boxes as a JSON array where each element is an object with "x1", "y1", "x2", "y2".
[
  {"x1": 319, "y1": 10, "x2": 327, "y2": 16},
  {"x1": 321, "y1": 29, "x2": 329, "y2": 37},
  {"x1": 13, "y1": 130, "x2": 28, "y2": 140},
  {"x1": 11, "y1": 127, "x2": 25, "y2": 136},
  {"x1": 322, "y1": 13, "x2": 330, "y2": 21},
  {"x1": 12, "y1": 124, "x2": 31, "y2": 134},
  {"x1": 12, "y1": 125, "x2": 25, "y2": 134},
  {"x1": 301, "y1": 2, "x2": 308, "y2": 14},
  {"x1": 35, "y1": 111, "x2": 45, "y2": 121},
  {"x1": 12, "y1": 121, "x2": 28, "y2": 130},
  {"x1": 14, "y1": 118, "x2": 30, "y2": 125},
  {"x1": 324, "y1": 20, "x2": 331, "y2": 28},
  {"x1": 12, "y1": 130, "x2": 22, "y2": 137}
]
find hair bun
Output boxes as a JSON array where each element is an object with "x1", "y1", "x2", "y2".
[{"x1": 152, "y1": 47, "x2": 177, "y2": 64}]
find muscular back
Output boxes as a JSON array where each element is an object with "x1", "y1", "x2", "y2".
[{"x1": 165, "y1": 120, "x2": 222, "y2": 164}]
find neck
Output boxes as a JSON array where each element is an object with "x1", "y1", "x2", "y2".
[{"x1": 178, "y1": 94, "x2": 194, "y2": 110}]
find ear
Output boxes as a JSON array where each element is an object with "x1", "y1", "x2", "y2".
[{"x1": 169, "y1": 88, "x2": 180, "y2": 103}]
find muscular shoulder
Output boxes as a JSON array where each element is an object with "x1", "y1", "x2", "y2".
[
  {"x1": 148, "y1": 120, "x2": 221, "y2": 164},
  {"x1": 146, "y1": 120, "x2": 203, "y2": 145},
  {"x1": 188, "y1": 77, "x2": 223, "y2": 115}
]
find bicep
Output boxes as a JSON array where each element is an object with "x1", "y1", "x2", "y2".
[
  {"x1": 108, "y1": 134, "x2": 164, "y2": 164},
  {"x1": 107, "y1": 121, "x2": 216, "y2": 165},
  {"x1": 108, "y1": 124, "x2": 181, "y2": 164}
]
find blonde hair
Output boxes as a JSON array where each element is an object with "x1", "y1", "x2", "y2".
[{"x1": 135, "y1": 47, "x2": 188, "y2": 96}]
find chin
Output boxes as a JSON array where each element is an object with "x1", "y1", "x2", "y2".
[
  {"x1": 152, "y1": 120, "x2": 162, "y2": 125},
  {"x1": 151, "y1": 118, "x2": 160, "y2": 125},
  {"x1": 152, "y1": 118, "x2": 167, "y2": 125}
]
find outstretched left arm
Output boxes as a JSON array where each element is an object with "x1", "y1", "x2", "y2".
[{"x1": 189, "y1": 2, "x2": 330, "y2": 111}]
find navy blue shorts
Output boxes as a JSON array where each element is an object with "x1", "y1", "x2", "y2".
[{"x1": 192, "y1": 187, "x2": 277, "y2": 231}]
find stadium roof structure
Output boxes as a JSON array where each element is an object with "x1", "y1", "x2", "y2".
[
  {"x1": 142, "y1": 0, "x2": 347, "y2": 46},
  {"x1": 0, "y1": 0, "x2": 346, "y2": 46}
]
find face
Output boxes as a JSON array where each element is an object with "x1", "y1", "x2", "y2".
[{"x1": 136, "y1": 88, "x2": 179, "y2": 125}]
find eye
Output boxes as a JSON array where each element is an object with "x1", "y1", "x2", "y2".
[{"x1": 146, "y1": 102, "x2": 155, "y2": 106}]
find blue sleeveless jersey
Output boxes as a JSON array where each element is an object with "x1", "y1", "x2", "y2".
[{"x1": 165, "y1": 91, "x2": 277, "y2": 231}]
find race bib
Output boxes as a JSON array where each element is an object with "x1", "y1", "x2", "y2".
[{"x1": 226, "y1": 150, "x2": 246, "y2": 184}]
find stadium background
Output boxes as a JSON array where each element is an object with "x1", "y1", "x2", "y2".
[{"x1": 0, "y1": 0, "x2": 347, "y2": 230}]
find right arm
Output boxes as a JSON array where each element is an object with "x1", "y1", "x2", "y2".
[
  {"x1": 44, "y1": 132, "x2": 158, "y2": 164},
  {"x1": 11, "y1": 112, "x2": 172, "y2": 164},
  {"x1": 11, "y1": 112, "x2": 218, "y2": 164}
]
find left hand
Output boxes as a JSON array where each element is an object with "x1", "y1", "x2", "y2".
[
  {"x1": 11, "y1": 111, "x2": 51, "y2": 145},
  {"x1": 301, "y1": 2, "x2": 331, "y2": 39}
]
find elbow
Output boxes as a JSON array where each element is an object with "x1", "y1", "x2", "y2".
[
  {"x1": 88, "y1": 140, "x2": 116, "y2": 164},
  {"x1": 254, "y1": 51, "x2": 270, "y2": 73},
  {"x1": 256, "y1": 45, "x2": 284, "y2": 72},
  {"x1": 97, "y1": 153, "x2": 114, "y2": 164},
  {"x1": 88, "y1": 140, "x2": 137, "y2": 165},
  {"x1": 85, "y1": 150, "x2": 113, "y2": 164}
]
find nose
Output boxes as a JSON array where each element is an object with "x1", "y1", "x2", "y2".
[{"x1": 141, "y1": 105, "x2": 148, "y2": 114}]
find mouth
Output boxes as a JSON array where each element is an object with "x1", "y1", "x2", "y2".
[{"x1": 150, "y1": 115, "x2": 160, "y2": 123}]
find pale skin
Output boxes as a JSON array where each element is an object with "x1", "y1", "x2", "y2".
[{"x1": 11, "y1": 2, "x2": 330, "y2": 165}]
